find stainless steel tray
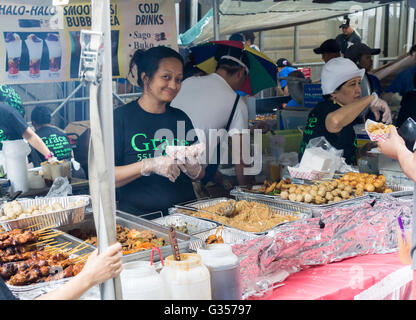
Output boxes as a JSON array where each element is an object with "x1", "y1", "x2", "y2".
[
  {"x1": 0, "y1": 196, "x2": 89, "y2": 231},
  {"x1": 152, "y1": 213, "x2": 217, "y2": 236},
  {"x1": 188, "y1": 226, "x2": 259, "y2": 252},
  {"x1": 5, "y1": 231, "x2": 94, "y2": 299},
  {"x1": 58, "y1": 210, "x2": 195, "y2": 263},
  {"x1": 230, "y1": 187, "x2": 370, "y2": 215},
  {"x1": 169, "y1": 197, "x2": 312, "y2": 235}
]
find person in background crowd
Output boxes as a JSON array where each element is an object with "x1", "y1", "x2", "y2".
[
  {"x1": 345, "y1": 42, "x2": 383, "y2": 96},
  {"x1": 299, "y1": 57, "x2": 391, "y2": 165},
  {"x1": 313, "y1": 39, "x2": 341, "y2": 63},
  {"x1": 1, "y1": 242, "x2": 123, "y2": 300},
  {"x1": 229, "y1": 33, "x2": 244, "y2": 42},
  {"x1": 31, "y1": 106, "x2": 86, "y2": 179},
  {"x1": 0, "y1": 102, "x2": 56, "y2": 163},
  {"x1": 242, "y1": 31, "x2": 260, "y2": 51},
  {"x1": 385, "y1": 45, "x2": 416, "y2": 96},
  {"x1": 0, "y1": 85, "x2": 25, "y2": 117},
  {"x1": 376, "y1": 113, "x2": 416, "y2": 301},
  {"x1": 114, "y1": 46, "x2": 204, "y2": 217},
  {"x1": 395, "y1": 72, "x2": 416, "y2": 128},
  {"x1": 335, "y1": 16, "x2": 361, "y2": 55},
  {"x1": 277, "y1": 58, "x2": 297, "y2": 96},
  {"x1": 171, "y1": 45, "x2": 250, "y2": 187}
]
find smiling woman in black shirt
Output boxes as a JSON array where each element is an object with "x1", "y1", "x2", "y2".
[{"x1": 114, "y1": 46, "x2": 205, "y2": 217}]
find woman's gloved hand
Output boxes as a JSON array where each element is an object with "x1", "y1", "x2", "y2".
[
  {"x1": 369, "y1": 92, "x2": 392, "y2": 124},
  {"x1": 140, "y1": 156, "x2": 181, "y2": 183},
  {"x1": 178, "y1": 161, "x2": 203, "y2": 180}
]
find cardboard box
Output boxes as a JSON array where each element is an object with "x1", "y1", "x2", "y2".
[{"x1": 64, "y1": 120, "x2": 90, "y2": 141}]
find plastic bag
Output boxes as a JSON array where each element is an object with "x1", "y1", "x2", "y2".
[
  {"x1": 305, "y1": 136, "x2": 343, "y2": 158},
  {"x1": 46, "y1": 177, "x2": 72, "y2": 197}
]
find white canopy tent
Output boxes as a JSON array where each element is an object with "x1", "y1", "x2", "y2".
[{"x1": 179, "y1": 0, "x2": 405, "y2": 45}]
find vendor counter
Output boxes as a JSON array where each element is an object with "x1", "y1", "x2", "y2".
[
  {"x1": 256, "y1": 252, "x2": 412, "y2": 300},
  {"x1": 21, "y1": 178, "x2": 89, "y2": 198}
]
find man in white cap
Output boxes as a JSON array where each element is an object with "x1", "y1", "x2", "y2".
[
  {"x1": 299, "y1": 57, "x2": 391, "y2": 165},
  {"x1": 171, "y1": 49, "x2": 250, "y2": 188}
]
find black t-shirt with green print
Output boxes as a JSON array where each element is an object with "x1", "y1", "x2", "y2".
[
  {"x1": 299, "y1": 99, "x2": 358, "y2": 165},
  {"x1": 114, "y1": 99, "x2": 198, "y2": 217},
  {"x1": 0, "y1": 102, "x2": 28, "y2": 150},
  {"x1": 35, "y1": 126, "x2": 72, "y2": 162}
]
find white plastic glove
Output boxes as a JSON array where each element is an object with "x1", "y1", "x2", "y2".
[
  {"x1": 369, "y1": 92, "x2": 392, "y2": 124},
  {"x1": 71, "y1": 158, "x2": 81, "y2": 171},
  {"x1": 178, "y1": 161, "x2": 203, "y2": 180},
  {"x1": 140, "y1": 156, "x2": 180, "y2": 183}
]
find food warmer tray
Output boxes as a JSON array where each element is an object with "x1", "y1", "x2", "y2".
[
  {"x1": 187, "y1": 226, "x2": 260, "y2": 252},
  {"x1": 5, "y1": 231, "x2": 95, "y2": 300},
  {"x1": 365, "y1": 183, "x2": 413, "y2": 198},
  {"x1": 58, "y1": 211, "x2": 196, "y2": 263},
  {"x1": 0, "y1": 196, "x2": 90, "y2": 231},
  {"x1": 168, "y1": 197, "x2": 312, "y2": 236},
  {"x1": 230, "y1": 187, "x2": 370, "y2": 216},
  {"x1": 151, "y1": 213, "x2": 218, "y2": 236}
]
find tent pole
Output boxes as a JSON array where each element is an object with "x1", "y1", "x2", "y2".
[
  {"x1": 406, "y1": 2, "x2": 415, "y2": 52},
  {"x1": 373, "y1": 6, "x2": 383, "y2": 69},
  {"x1": 213, "y1": 0, "x2": 220, "y2": 40},
  {"x1": 294, "y1": 25, "x2": 299, "y2": 64}
]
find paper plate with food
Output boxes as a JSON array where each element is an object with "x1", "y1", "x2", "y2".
[{"x1": 365, "y1": 119, "x2": 395, "y2": 142}]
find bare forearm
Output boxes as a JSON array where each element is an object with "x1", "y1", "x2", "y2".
[
  {"x1": 35, "y1": 274, "x2": 92, "y2": 300},
  {"x1": 115, "y1": 162, "x2": 144, "y2": 187},
  {"x1": 396, "y1": 145, "x2": 416, "y2": 182},
  {"x1": 326, "y1": 96, "x2": 373, "y2": 133},
  {"x1": 22, "y1": 128, "x2": 50, "y2": 157}
]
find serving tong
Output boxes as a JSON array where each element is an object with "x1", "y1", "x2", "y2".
[{"x1": 174, "y1": 200, "x2": 236, "y2": 218}]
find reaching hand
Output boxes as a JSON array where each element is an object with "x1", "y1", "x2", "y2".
[
  {"x1": 79, "y1": 242, "x2": 123, "y2": 287},
  {"x1": 140, "y1": 156, "x2": 181, "y2": 183},
  {"x1": 369, "y1": 93, "x2": 392, "y2": 124}
]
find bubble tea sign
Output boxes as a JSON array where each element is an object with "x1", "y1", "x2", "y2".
[{"x1": 0, "y1": 0, "x2": 178, "y2": 84}]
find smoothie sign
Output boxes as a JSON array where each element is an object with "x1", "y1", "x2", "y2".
[{"x1": 0, "y1": 0, "x2": 177, "y2": 84}]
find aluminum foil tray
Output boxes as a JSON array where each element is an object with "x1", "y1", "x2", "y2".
[
  {"x1": 0, "y1": 196, "x2": 89, "y2": 231},
  {"x1": 366, "y1": 183, "x2": 413, "y2": 198},
  {"x1": 188, "y1": 226, "x2": 260, "y2": 252},
  {"x1": 58, "y1": 211, "x2": 195, "y2": 263},
  {"x1": 169, "y1": 197, "x2": 312, "y2": 235},
  {"x1": 5, "y1": 231, "x2": 94, "y2": 300},
  {"x1": 230, "y1": 187, "x2": 370, "y2": 215},
  {"x1": 152, "y1": 213, "x2": 217, "y2": 236}
]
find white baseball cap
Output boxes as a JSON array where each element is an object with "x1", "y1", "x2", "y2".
[{"x1": 320, "y1": 57, "x2": 365, "y2": 95}]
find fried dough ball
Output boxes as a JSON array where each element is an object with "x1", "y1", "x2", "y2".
[
  {"x1": 333, "y1": 196, "x2": 342, "y2": 202},
  {"x1": 344, "y1": 185, "x2": 353, "y2": 193},
  {"x1": 364, "y1": 184, "x2": 375, "y2": 192},
  {"x1": 355, "y1": 188, "x2": 364, "y2": 196},
  {"x1": 340, "y1": 190, "x2": 350, "y2": 199},
  {"x1": 378, "y1": 175, "x2": 386, "y2": 183},
  {"x1": 317, "y1": 189, "x2": 326, "y2": 197},
  {"x1": 304, "y1": 193, "x2": 313, "y2": 203},
  {"x1": 309, "y1": 189, "x2": 317, "y2": 197},
  {"x1": 356, "y1": 183, "x2": 364, "y2": 190},
  {"x1": 295, "y1": 188, "x2": 303, "y2": 195},
  {"x1": 289, "y1": 193, "x2": 297, "y2": 202},
  {"x1": 295, "y1": 194, "x2": 304, "y2": 202},
  {"x1": 373, "y1": 180, "x2": 384, "y2": 189},
  {"x1": 280, "y1": 191, "x2": 289, "y2": 200},
  {"x1": 289, "y1": 186, "x2": 297, "y2": 194},
  {"x1": 383, "y1": 188, "x2": 393, "y2": 193},
  {"x1": 337, "y1": 183, "x2": 345, "y2": 190},
  {"x1": 315, "y1": 196, "x2": 325, "y2": 204},
  {"x1": 325, "y1": 192, "x2": 334, "y2": 201}
]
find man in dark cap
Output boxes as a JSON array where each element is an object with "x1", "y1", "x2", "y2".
[
  {"x1": 313, "y1": 39, "x2": 341, "y2": 63},
  {"x1": 335, "y1": 16, "x2": 361, "y2": 55},
  {"x1": 345, "y1": 42, "x2": 382, "y2": 95}
]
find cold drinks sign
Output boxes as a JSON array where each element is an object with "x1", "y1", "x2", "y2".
[{"x1": 0, "y1": 0, "x2": 177, "y2": 84}]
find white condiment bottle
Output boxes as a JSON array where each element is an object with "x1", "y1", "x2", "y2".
[
  {"x1": 160, "y1": 253, "x2": 211, "y2": 300},
  {"x1": 120, "y1": 261, "x2": 166, "y2": 300},
  {"x1": 197, "y1": 243, "x2": 242, "y2": 300}
]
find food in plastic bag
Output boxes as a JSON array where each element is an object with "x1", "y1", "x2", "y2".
[{"x1": 46, "y1": 177, "x2": 72, "y2": 197}]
